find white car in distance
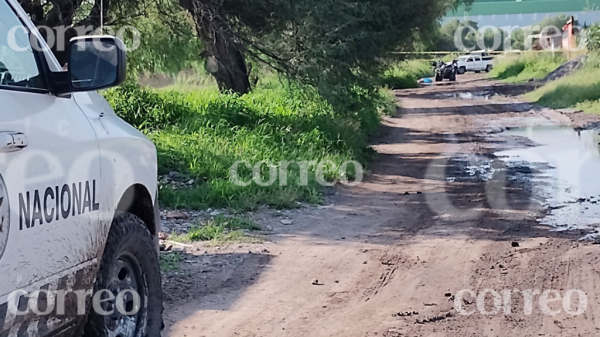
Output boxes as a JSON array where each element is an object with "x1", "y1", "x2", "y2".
[{"x1": 456, "y1": 55, "x2": 494, "y2": 74}]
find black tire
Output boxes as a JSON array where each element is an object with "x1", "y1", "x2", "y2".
[
  {"x1": 85, "y1": 213, "x2": 163, "y2": 337},
  {"x1": 485, "y1": 65, "x2": 493, "y2": 73},
  {"x1": 458, "y1": 67, "x2": 466, "y2": 75}
]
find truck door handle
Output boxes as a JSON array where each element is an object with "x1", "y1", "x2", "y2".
[{"x1": 0, "y1": 132, "x2": 28, "y2": 153}]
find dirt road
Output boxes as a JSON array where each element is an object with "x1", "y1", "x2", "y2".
[{"x1": 164, "y1": 75, "x2": 600, "y2": 337}]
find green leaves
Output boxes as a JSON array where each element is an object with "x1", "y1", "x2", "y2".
[
  {"x1": 103, "y1": 76, "x2": 389, "y2": 210},
  {"x1": 180, "y1": 0, "x2": 472, "y2": 105},
  {"x1": 587, "y1": 25, "x2": 600, "y2": 51}
]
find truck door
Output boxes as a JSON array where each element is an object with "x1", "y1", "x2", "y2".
[
  {"x1": 466, "y1": 57, "x2": 474, "y2": 70},
  {"x1": 475, "y1": 57, "x2": 483, "y2": 70},
  {"x1": 0, "y1": 1, "x2": 102, "y2": 335}
]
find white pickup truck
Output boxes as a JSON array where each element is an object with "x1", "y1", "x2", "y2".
[
  {"x1": 0, "y1": 0, "x2": 162, "y2": 336},
  {"x1": 456, "y1": 55, "x2": 494, "y2": 74}
]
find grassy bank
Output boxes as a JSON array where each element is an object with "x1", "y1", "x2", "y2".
[
  {"x1": 490, "y1": 54, "x2": 564, "y2": 83},
  {"x1": 525, "y1": 67, "x2": 600, "y2": 112},
  {"x1": 381, "y1": 60, "x2": 433, "y2": 89},
  {"x1": 104, "y1": 77, "x2": 393, "y2": 210}
]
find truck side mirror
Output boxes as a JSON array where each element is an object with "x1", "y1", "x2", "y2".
[{"x1": 52, "y1": 36, "x2": 127, "y2": 95}]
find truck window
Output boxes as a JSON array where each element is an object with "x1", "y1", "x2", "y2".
[
  {"x1": 467, "y1": 58, "x2": 473, "y2": 62},
  {"x1": 0, "y1": 1, "x2": 46, "y2": 90}
]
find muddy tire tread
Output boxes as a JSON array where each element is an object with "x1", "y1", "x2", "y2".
[{"x1": 84, "y1": 213, "x2": 163, "y2": 337}]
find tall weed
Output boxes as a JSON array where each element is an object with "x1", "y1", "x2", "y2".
[
  {"x1": 104, "y1": 78, "x2": 389, "y2": 210},
  {"x1": 490, "y1": 53, "x2": 564, "y2": 83},
  {"x1": 381, "y1": 60, "x2": 433, "y2": 89},
  {"x1": 526, "y1": 67, "x2": 600, "y2": 113}
]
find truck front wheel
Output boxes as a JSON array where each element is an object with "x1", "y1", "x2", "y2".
[
  {"x1": 458, "y1": 67, "x2": 466, "y2": 75},
  {"x1": 85, "y1": 213, "x2": 163, "y2": 337}
]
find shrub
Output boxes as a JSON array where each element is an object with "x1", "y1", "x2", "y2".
[
  {"x1": 490, "y1": 53, "x2": 565, "y2": 83},
  {"x1": 586, "y1": 25, "x2": 600, "y2": 52},
  {"x1": 526, "y1": 68, "x2": 600, "y2": 112},
  {"x1": 104, "y1": 79, "x2": 389, "y2": 210},
  {"x1": 381, "y1": 60, "x2": 433, "y2": 89}
]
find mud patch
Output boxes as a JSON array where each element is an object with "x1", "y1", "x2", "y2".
[
  {"x1": 445, "y1": 154, "x2": 548, "y2": 184},
  {"x1": 434, "y1": 90, "x2": 495, "y2": 101},
  {"x1": 442, "y1": 154, "x2": 549, "y2": 211}
]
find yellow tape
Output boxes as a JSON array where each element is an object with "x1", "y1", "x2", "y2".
[{"x1": 391, "y1": 50, "x2": 585, "y2": 55}]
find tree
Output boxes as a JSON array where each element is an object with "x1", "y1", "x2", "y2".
[
  {"x1": 481, "y1": 26, "x2": 507, "y2": 51},
  {"x1": 510, "y1": 28, "x2": 526, "y2": 50},
  {"x1": 179, "y1": 0, "x2": 473, "y2": 96},
  {"x1": 434, "y1": 19, "x2": 485, "y2": 51},
  {"x1": 436, "y1": 19, "x2": 461, "y2": 51},
  {"x1": 18, "y1": 0, "x2": 152, "y2": 64},
  {"x1": 506, "y1": 15, "x2": 579, "y2": 51},
  {"x1": 533, "y1": 15, "x2": 577, "y2": 34},
  {"x1": 124, "y1": 5, "x2": 204, "y2": 76},
  {"x1": 177, "y1": 0, "x2": 251, "y2": 93}
]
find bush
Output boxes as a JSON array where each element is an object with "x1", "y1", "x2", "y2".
[
  {"x1": 104, "y1": 79, "x2": 390, "y2": 210},
  {"x1": 524, "y1": 37, "x2": 600, "y2": 113},
  {"x1": 490, "y1": 53, "x2": 565, "y2": 83},
  {"x1": 381, "y1": 60, "x2": 433, "y2": 89},
  {"x1": 586, "y1": 25, "x2": 600, "y2": 52},
  {"x1": 526, "y1": 68, "x2": 600, "y2": 112}
]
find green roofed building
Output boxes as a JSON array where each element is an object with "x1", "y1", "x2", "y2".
[{"x1": 449, "y1": 0, "x2": 600, "y2": 17}]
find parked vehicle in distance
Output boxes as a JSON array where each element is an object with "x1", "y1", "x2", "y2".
[
  {"x1": 470, "y1": 50, "x2": 491, "y2": 57},
  {"x1": 456, "y1": 55, "x2": 494, "y2": 74}
]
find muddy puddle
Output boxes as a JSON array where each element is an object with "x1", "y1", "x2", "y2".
[
  {"x1": 435, "y1": 90, "x2": 495, "y2": 101},
  {"x1": 496, "y1": 126, "x2": 600, "y2": 234}
]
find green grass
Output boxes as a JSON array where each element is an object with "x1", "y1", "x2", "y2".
[
  {"x1": 525, "y1": 67, "x2": 600, "y2": 113},
  {"x1": 381, "y1": 60, "x2": 433, "y2": 89},
  {"x1": 377, "y1": 88, "x2": 398, "y2": 116},
  {"x1": 105, "y1": 76, "x2": 390, "y2": 210},
  {"x1": 171, "y1": 216, "x2": 262, "y2": 244},
  {"x1": 159, "y1": 253, "x2": 181, "y2": 272},
  {"x1": 489, "y1": 53, "x2": 565, "y2": 83}
]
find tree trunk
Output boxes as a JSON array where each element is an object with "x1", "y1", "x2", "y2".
[
  {"x1": 179, "y1": 0, "x2": 251, "y2": 94},
  {"x1": 200, "y1": 28, "x2": 251, "y2": 94}
]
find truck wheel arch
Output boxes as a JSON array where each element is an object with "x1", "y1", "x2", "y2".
[{"x1": 115, "y1": 184, "x2": 157, "y2": 236}]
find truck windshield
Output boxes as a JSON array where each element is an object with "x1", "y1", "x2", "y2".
[{"x1": 0, "y1": 1, "x2": 46, "y2": 90}]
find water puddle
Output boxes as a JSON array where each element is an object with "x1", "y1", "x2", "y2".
[
  {"x1": 435, "y1": 90, "x2": 495, "y2": 101},
  {"x1": 496, "y1": 126, "x2": 600, "y2": 234}
]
